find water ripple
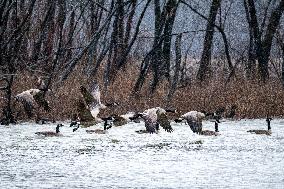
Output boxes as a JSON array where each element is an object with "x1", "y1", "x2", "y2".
[{"x1": 0, "y1": 119, "x2": 283, "y2": 188}]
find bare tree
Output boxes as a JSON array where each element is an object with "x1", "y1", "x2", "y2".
[
  {"x1": 167, "y1": 33, "x2": 182, "y2": 100},
  {"x1": 244, "y1": 0, "x2": 284, "y2": 82},
  {"x1": 196, "y1": 0, "x2": 222, "y2": 82},
  {"x1": 134, "y1": 0, "x2": 180, "y2": 93},
  {"x1": 181, "y1": 0, "x2": 234, "y2": 81},
  {"x1": 275, "y1": 30, "x2": 284, "y2": 87},
  {"x1": 0, "y1": 0, "x2": 37, "y2": 124},
  {"x1": 104, "y1": 0, "x2": 151, "y2": 88}
]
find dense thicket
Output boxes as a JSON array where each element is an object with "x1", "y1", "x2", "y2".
[{"x1": 1, "y1": 0, "x2": 284, "y2": 123}]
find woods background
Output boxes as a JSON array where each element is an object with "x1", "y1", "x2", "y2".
[{"x1": 1, "y1": 0, "x2": 284, "y2": 123}]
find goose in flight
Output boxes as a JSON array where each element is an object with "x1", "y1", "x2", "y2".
[
  {"x1": 176, "y1": 111, "x2": 205, "y2": 134},
  {"x1": 15, "y1": 87, "x2": 51, "y2": 119},
  {"x1": 77, "y1": 82, "x2": 117, "y2": 127},
  {"x1": 111, "y1": 112, "x2": 143, "y2": 127},
  {"x1": 136, "y1": 107, "x2": 174, "y2": 134}
]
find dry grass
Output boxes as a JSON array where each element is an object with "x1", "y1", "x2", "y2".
[{"x1": 1, "y1": 63, "x2": 284, "y2": 121}]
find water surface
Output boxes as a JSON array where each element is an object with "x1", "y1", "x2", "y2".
[{"x1": 0, "y1": 119, "x2": 283, "y2": 189}]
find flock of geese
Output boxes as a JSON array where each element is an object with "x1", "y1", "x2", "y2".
[{"x1": 12, "y1": 79, "x2": 273, "y2": 137}]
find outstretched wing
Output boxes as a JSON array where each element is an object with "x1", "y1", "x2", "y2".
[
  {"x1": 89, "y1": 82, "x2": 105, "y2": 118},
  {"x1": 181, "y1": 111, "x2": 204, "y2": 134},
  {"x1": 76, "y1": 99, "x2": 95, "y2": 122},
  {"x1": 186, "y1": 119, "x2": 202, "y2": 134},
  {"x1": 157, "y1": 113, "x2": 173, "y2": 133},
  {"x1": 80, "y1": 83, "x2": 101, "y2": 118},
  {"x1": 80, "y1": 86, "x2": 95, "y2": 106},
  {"x1": 89, "y1": 82, "x2": 102, "y2": 107},
  {"x1": 16, "y1": 92, "x2": 34, "y2": 118},
  {"x1": 145, "y1": 119, "x2": 157, "y2": 134},
  {"x1": 33, "y1": 91, "x2": 50, "y2": 112},
  {"x1": 142, "y1": 112, "x2": 157, "y2": 134}
]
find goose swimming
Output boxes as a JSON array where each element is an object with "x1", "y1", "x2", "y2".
[
  {"x1": 247, "y1": 117, "x2": 272, "y2": 135},
  {"x1": 200, "y1": 118, "x2": 220, "y2": 136},
  {"x1": 35, "y1": 124, "x2": 63, "y2": 137},
  {"x1": 85, "y1": 117, "x2": 114, "y2": 134}
]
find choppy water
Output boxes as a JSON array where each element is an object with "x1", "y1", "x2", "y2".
[{"x1": 0, "y1": 119, "x2": 284, "y2": 189}]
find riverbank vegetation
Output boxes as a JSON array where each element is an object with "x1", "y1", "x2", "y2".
[{"x1": 1, "y1": 0, "x2": 284, "y2": 123}]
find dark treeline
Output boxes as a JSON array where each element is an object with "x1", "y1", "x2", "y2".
[{"x1": 1, "y1": 0, "x2": 284, "y2": 124}]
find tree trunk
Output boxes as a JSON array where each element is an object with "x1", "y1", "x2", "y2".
[
  {"x1": 150, "y1": 0, "x2": 164, "y2": 93},
  {"x1": 107, "y1": 0, "x2": 124, "y2": 83},
  {"x1": 282, "y1": 53, "x2": 284, "y2": 87},
  {"x1": 31, "y1": 1, "x2": 56, "y2": 65},
  {"x1": 150, "y1": 0, "x2": 179, "y2": 93},
  {"x1": 261, "y1": 0, "x2": 284, "y2": 80},
  {"x1": 162, "y1": 0, "x2": 179, "y2": 79},
  {"x1": 0, "y1": 76, "x2": 16, "y2": 125},
  {"x1": 245, "y1": 0, "x2": 284, "y2": 82},
  {"x1": 197, "y1": 0, "x2": 222, "y2": 82},
  {"x1": 167, "y1": 33, "x2": 182, "y2": 100},
  {"x1": 244, "y1": 0, "x2": 256, "y2": 79}
]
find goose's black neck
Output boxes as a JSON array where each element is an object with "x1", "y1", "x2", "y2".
[
  {"x1": 56, "y1": 125, "x2": 60, "y2": 133},
  {"x1": 103, "y1": 121, "x2": 112, "y2": 130},
  {"x1": 102, "y1": 116, "x2": 113, "y2": 130},
  {"x1": 266, "y1": 118, "x2": 272, "y2": 130},
  {"x1": 73, "y1": 125, "x2": 79, "y2": 132},
  {"x1": 215, "y1": 121, "x2": 219, "y2": 132},
  {"x1": 104, "y1": 122, "x2": 107, "y2": 130}
]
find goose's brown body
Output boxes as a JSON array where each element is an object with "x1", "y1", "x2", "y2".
[
  {"x1": 137, "y1": 107, "x2": 174, "y2": 134},
  {"x1": 247, "y1": 118, "x2": 272, "y2": 136},
  {"x1": 86, "y1": 129, "x2": 107, "y2": 134},
  {"x1": 200, "y1": 130, "x2": 219, "y2": 136},
  {"x1": 247, "y1": 129, "x2": 271, "y2": 135},
  {"x1": 35, "y1": 124, "x2": 63, "y2": 137},
  {"x1": 35, "y1": 131, "x2": 62, "y2": 137}
]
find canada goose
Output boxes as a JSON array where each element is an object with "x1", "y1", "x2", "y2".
[
  {"x1": 112, "y1": 115, "x2": 128, "y2": 126},
  {"x1": 76, "y1": 99, "x2": 98, "y2": 127},
  {"x1": 70, "y1": 121, "x2": 78, "y2": 127},
  {"x1": 247, "y1": 117, "x2": 272, "y2": 135},
  {"x1": 70, "y1": 121, "x2": 80, "y2": 132},
  {"x1": 16, "y1": 76, "x2": 51, "y2": 119},
  {"x1": 15, "y1": 88, "x2": 51, "y2": 119},
  {"x1": 176, "y1": 111, "x2": 205, "y2": 134},
  {"x1": 112, "y1": 112, "x2": 143, "y2": 126},
  {"x1": 85, "y1": 116, "x2": 114, "y2": 134},
  {"x1": 35, "y1": 124, "x2": 63, "y2": 137},
  {"x1": 77, "y1": 82, "x2": 118, "y2": 127},
  {"x1": 73, "y1": 125, "x2": 80, "y2": 132},
  {"x1": 200, "y1": 118, "x2": 220, "y2": 136},
  {"x1": 136, "y1": 107, "x2": 174, "y2": 134},
  {"x1": 201, "y1": 106, "x2": 224, "y2": 120},
  {"x1": 135, "y1": 129, "x2": 149, "y2": 134}
]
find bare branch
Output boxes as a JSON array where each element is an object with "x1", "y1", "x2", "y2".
[{"x1": 59, "y1": 7, "x2": 117, "y2": 83}]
